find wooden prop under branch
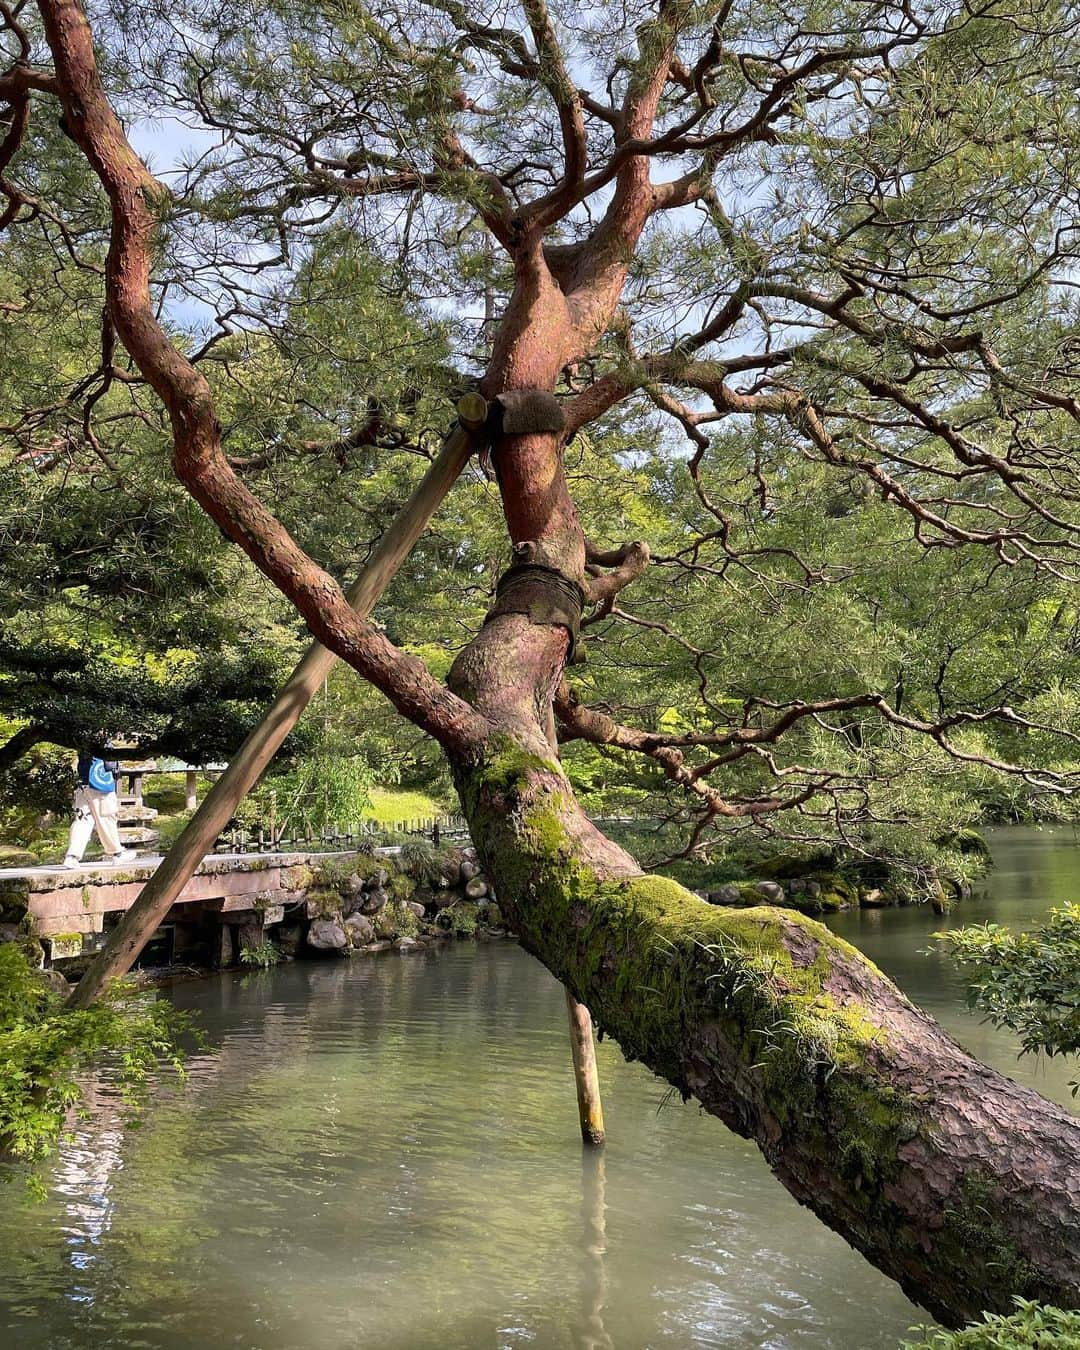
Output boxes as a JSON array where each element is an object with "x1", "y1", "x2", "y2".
[{"x1": 67, "y1": 397, "x2": 488, "y2": 1009}]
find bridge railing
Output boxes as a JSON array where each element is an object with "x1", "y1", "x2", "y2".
[{"x1": 213, "y1": 811, "x2": 471, "y2": 855}]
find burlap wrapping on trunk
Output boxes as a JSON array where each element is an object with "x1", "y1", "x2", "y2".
[{"x1": 484, "y1": 562, "x2": 586, "y2": 662}]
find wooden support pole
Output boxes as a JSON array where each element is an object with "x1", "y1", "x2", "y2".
[
  {"x1": 566, "y1": 988, "x2": 606, "y2": 1146},
  {"x1": 67, "y1": 397, "x2": 487, "y2": 1009}
]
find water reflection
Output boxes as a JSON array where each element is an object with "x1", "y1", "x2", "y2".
[
  {"x1": 580, "y1": 1148, "x2": 612, "y2": 1350},
  {"x1": 0, "y1": 826, "x2": 1077, "y2": 1348}
]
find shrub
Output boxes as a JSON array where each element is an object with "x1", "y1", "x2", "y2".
[
  {"x1": 239, "y1": 940, "x2": 280, "y2": 969},
  {"x1": 0, "y1": 744, "x2": 74, "y2": 845},
  {"x1": 388, "y1": 872, "x2": 414, "y2": 901},
  {"x1": 902, "y1": 1299, "x2": 1080, "y2": 1347},
  {"x1": 235, "y1": 751, "x2": 372, "y2": 834},
  {"x1": 938, "y1": 904, "x2": 1080, "y2": 1091},
  {"x1": 316, "y1": 854, "x2": 382, "y2": 891},
  {"x1": 0, "y1": 945, "x2": 190, "y2": 1185},
  {"x1": 399, "y1": 839, "x2": 439, "y2": 879},
  {"x1": 450, "y1": 904, "x2": 478, "y2": 937},
  {"x1": 380, "y1": 900, "x2": 420, "y2": 940}
]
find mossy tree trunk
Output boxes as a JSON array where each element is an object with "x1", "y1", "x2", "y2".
[
  {"x1": 441, "y1": 402, "x2": 1080, "y2": 1326},
  {"x1": 443, "y1": 726, "x2": 1080, "y2": 1329}
]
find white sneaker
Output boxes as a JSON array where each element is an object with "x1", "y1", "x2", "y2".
[
  {"x1": 63, "y1": 856, "x2": 82, "y2": 869},
  {"x1": 107, "y1": 849, "x2": 138, "y2": 864}
]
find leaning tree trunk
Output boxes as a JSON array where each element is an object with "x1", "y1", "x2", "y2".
[
  {"x1": 444, "y1": 658, "x2": 1080, "y2": 1327},
  {"x1": 434, "y1": 263, "x2": 1080, "y2": 1325}
]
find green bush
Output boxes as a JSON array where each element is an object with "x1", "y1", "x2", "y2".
[
  {"x1": 388, "y1": 872, "x2": 415, "y2": 901},
  {"x1": 239, "y1": 940, "x2": 280, "y2": 969},
  {"x1": 378, "y1": 900, "x2": 420, "y2": 940},
  {"x1": 938, "y1": 904, "x2": 1080, "y2": 1091},
  {"x1": 236, "y1": 751, "x2": 372, "y2": 834},
  {"x1": 0, "y1": 743, "x2": 73, "y2": 844},
  {"x1": 0, "y1": 945, "x2": 190, "y2": 1186},
  {"x1": 315, "y1": 853, "x2": 383, "y2": 891},
  {"x1": 399, "y1": 839, "x2": 439, "y2": 879},
  {"x1": 903, "y1": 1300, "x2": 1080, "y2": 1348},
  {"x1": 450, "y1": 904, "x2": 478, "y2": 937}
]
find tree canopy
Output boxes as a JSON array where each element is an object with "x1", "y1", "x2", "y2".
[{"x1": 4, "y1": 0, "x2": 1080, "y2": 856}]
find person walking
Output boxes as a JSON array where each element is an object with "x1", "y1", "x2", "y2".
[{"x1": 64, "y1": 748, "x2": 137, "y2": 868}]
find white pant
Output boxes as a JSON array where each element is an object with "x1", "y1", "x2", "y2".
[{"x1": 66, "y1": 786, "x2": 122, "y2": 860}]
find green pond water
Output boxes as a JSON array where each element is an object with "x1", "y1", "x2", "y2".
[{"x1": 1, "y1": 825, "x2": 1078, "y2": 1349}]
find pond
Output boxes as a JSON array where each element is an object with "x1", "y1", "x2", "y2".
[{"x1": 1, "y1": 825, "x2": 1078, "y2": 1349}]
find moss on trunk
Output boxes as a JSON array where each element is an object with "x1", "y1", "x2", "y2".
[{"x1": 452, "y1": 735, "x2": 1080, "y2": 1328}]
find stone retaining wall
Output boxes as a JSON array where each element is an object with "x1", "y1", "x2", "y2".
[{"x1": 0, "y1": 844, "x2": 504, "y2": 972}]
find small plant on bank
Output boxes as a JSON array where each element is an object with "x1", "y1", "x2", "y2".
[
  {"x1": 902, "y1": 1297, "x2": 1080, "y2": 1347},
  {"x1": 937, "y1": 904, "x2": 1080, "y2": 1091},
  {"x1": 239, "y1": 941, "x2": 280, "y2": 969},
  {"x1": 315, "y1": 854, "x2": 378, "y2": 890},
  {"x1": 388, "y1": 872, "x2": 414, "y2": 901},
  {"x1": 399, "y1": 840, "x2": 438, "y2": 880},
  {"x1": 383, "y1": 900, "x2": 420, "y2": 940},
  {"x1": 450, "y1": 904, "x2": 478, "y2": 938}
]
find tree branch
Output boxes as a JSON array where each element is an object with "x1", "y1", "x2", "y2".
[
  {"x1": 584, "y1": 537, "x2": 651, "y2": 604},
  {"x1": 0, "y1": 721, "x2": 47, "y2": 771},
  {"x1": 37, "y1": 0, "x2": 488, "y2": 757}
]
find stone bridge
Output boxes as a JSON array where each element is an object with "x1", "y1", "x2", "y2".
[{"x1": 0, "y1": 852, "x2": 359, "y2": 967}]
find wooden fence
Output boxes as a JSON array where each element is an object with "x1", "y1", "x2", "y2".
[
  {"x1": 213, "y1": 812, "x2": 471, "y2": 855},
  {"x1": 210, "y1": 805, "x2": 645, "y2": 857}
]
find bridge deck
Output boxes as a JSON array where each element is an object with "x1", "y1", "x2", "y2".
[
  {"x1": 0, "y1": 851, "x2": 343, "y2": 882},
  {"x1": 0, "y1": 850, "x2": 373, "y2": 956}
]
